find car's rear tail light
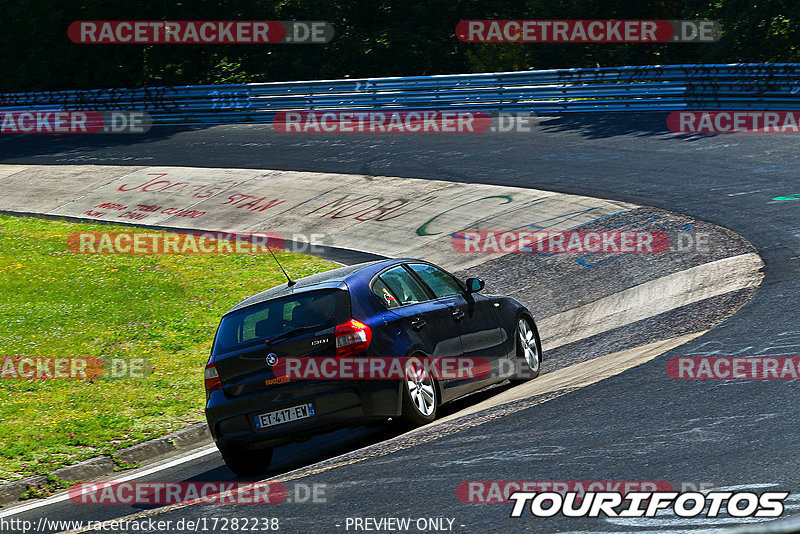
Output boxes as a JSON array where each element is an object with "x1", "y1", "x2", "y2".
[
  {"x1": 204, "y1": 361, "x2": 222, "y2": 391},
  {"x1": 335, "y1": 319, "x2": 372, "y2": 358}
]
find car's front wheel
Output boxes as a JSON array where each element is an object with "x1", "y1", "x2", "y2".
[
  {"x1": 400, "y1": 357, "x2": 438, "y2": 426},
  {"x1": 220, "y1": 446, "x2": 273, "y2": 477},
  {"x1": 511, "y1": 316, "x2": 542, "y2": 382}
]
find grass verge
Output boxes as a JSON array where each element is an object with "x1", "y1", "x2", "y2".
[{"x1": 0, "y1": 214, "x2": 338, "y2": 483}]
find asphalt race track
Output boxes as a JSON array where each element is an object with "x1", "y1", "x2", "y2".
[{"x1": 1, "y1": 113, "x2": 799, "y2": 533}]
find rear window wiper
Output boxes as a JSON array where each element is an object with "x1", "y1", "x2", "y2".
[{"x1": 264, "y1": 325, "x2": 324, "y2": 346}]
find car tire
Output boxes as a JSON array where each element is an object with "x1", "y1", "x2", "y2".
[
  {"x1": 220, "y1": 446, "x2": 273, "y2": 477},
  {"x1": 511, "y1": 316, "x2": 542, "y2": 383},
  {"x1": 400, "y1": 357, "x2": 438, "y2": 426}
]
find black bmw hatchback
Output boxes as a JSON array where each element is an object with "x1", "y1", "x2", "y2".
[{"x1": 204, "y1": 258, "x2": 542, "y2": 475}]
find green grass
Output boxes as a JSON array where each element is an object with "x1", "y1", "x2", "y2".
[{"x1": 0, "y1": 215, "x2": 338, "y2": 483}]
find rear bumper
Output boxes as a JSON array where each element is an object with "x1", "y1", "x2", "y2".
[{"x1": 205, "y1": 379, "x2": 402, "y2": 451}]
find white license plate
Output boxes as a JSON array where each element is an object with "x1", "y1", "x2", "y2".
[{"x1": 254, "y1": 402, "x2": 315, "y2": 429}]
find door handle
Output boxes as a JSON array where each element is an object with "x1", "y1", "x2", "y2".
[
  {"x1": 451, "y1": 308, "x2": 465, "y2": 320},
  {"x1": 411, "y1": 317, "x2": 427, "y2": 330}
]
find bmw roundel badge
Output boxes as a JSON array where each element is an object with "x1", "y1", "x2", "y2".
[{"x1": 266, "y1": 353, "x2": 278, "y2": 366}]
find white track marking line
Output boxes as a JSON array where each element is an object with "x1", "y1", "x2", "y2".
[{"x1": 0, "y1": 445, "x2": 219, "y2": 518}]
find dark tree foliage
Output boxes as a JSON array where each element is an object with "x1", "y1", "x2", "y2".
[{"x1": 1, "y1": 0, "x2": 797, "y2": 91}]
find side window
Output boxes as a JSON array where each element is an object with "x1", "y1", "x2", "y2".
[
  {"x1": 408, "y1": 263, "x2": 462, "y2": 298},
  {"x1": 372, "y1": 279, "x2": 400, "y2": 309},
  {"x1": 376, "y1": 266, "x2": 430, "y2": 306}
]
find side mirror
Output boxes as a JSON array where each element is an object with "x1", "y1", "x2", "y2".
[{"x1": 466, "y1": 277, "x2": 485, "y2": 293}]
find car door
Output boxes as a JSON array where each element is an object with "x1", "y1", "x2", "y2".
[
  {"x1": 406, "y1": 262, "x2": 506, "y2": 396},
  {"x1": 371, "y1": 265, "x2": 463, "y2": 389}
]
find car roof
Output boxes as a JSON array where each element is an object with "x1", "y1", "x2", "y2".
[{"x1": 224, "y1": 258, "x2": 422, "y2": 315}]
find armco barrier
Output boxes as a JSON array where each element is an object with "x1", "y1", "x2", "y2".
[{"x1": 0, "y1": 63, "x2": 798, "y2": 125}]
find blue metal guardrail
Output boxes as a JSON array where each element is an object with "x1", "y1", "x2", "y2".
[{"x1": 0, "y1": 63, "x2": 798, "y2": 124}]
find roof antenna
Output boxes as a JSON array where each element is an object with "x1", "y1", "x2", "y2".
[{"x1": 266, "y1": 243, "x2": 296, "y2": 287}]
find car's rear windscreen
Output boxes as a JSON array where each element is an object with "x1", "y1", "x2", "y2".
[{"x1": 212, "y1": 288, "x2": 351, "y2": 354}]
